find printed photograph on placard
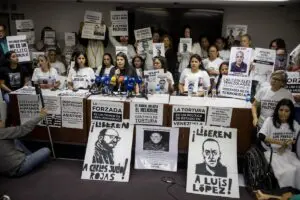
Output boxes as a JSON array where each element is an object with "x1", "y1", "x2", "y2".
[
  {"x1": 179, "y1": 38, "x2": 192, "y2": 53},
  {"x1": 144, "y1": 69, "x2": 164, "y2": 93},
  {"x1": 186, "y1": 125, "x2": 239, "y2": 198},
  {"x1": 137, "y1": 39, "x2": 153, "y2": 57},
  {"x1": 135, "y1": 125, "x2": 179, "y2": 172},
  {"x1": 153, "y1": 43, "x2": 165, "y2": 57},
  {"x1": 228, "y1": 47, "x2": 252, "y2": 76},
  {"x1": 225, "y1": 25, "x2": 247, "y2": 43},
  {"x1": 252, "y1": 48, "x2": 276, "y2": 80},
  {"x1": 64, "y1": 32, "x2": 76, "y2": 47},
  {"x1": 82, "y1": 23, "x2": 106, "y2": 40},
  {"x1": 156, "y1": 73, "x2": 169, "y2": 94}
]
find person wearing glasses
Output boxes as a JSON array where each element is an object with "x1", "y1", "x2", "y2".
[{"x1": 252, "y1": 70, "x2": 295, "y2": 129}]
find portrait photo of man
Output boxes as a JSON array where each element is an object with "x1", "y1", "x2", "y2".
[
  {"x1": 195, "y1": 138, "x2": 227, "y2": 177},
  {"x1": 94, "y1": 24, "x2": 104, "y2": 36},
  {"x1": 143, "y1": 131, "x2": 169, "y2": 152},
  {"x1": 230, "y1": 51, "x2": 248, "y2": 73},
  {"x1": 182, "y1": 43, "x2": 188, "y2": 53},
  {"x1": 93, "y1": 128, "x2": 121, "y2": 165}
]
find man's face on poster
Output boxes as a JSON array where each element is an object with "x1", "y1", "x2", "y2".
[
  {"x1": 143, "y1": 41, "x2": 149, "y2": 50},
  {"x1": 102, "y1": 129, "x2": 120, "y2": 148},
  {"x1": 236, "y1": 52, "x2": 244, "y2": 65},
  {"x1": 150, "y1": 132, "x2": 162, "y2": 144},
  {"x1": 203, "y1": 141, "x2": 220, "y2": 168},
  {"x1": 183, "y1": 43, "x2": 188, "y2": 52}
]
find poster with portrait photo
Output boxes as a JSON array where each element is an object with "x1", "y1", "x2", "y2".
[
  {"x1": 44, "y1": 30, "x2": 56, "y2": 45},
  {"x1": 110, "y1": 10, "x2": 128, "y2": 36},
  {"x1": 225, "y1": 24, "x2": 247, "y2": 42},
  {"x1": 153, "y1": 43, "x2": 165, "y2": 57},
  {"x1": 228, "y1": 47, "x2": 252, "y2": 76},
  {"x1": 186, "y1": 125, "x2": 239, "y2": 198},
  {"x1": 135, "y1": 125, "x2": 179, "y2": 172},
  {"x1": 137, "y1": 39, "x2": 153, "y2": 58},
  {"x1": 17, "y1": 94, "x2": 40, "y2": 125},
  {"x1": 144, "y1": 69, "x2": 164, "y2": 93},
  {"x1": 91, "y1": 100, "x2": 124, "y2": 124},
  {"x1": 81, "y1": 121, "x2": 133, "y2": 182},
  {"x1": 288, "y1": 44, "x2": 300, "y2": 72},
  {"x1": 81, "y1": 23, "x2": 106, "y2": 40},
  {"x1": 116, "y1": 46, "x2": 128, "y2": 57},
  {"x1": 179, "y1": 38, "x2": 192, "y2": 53},
  {"x1": 172, "y1": 105, "x2": 207, "y2": 128},
  {"x1": 286, "y1": 72, "x2": 300, "y2": 94},
  {"x1": 155, "y1": 73, "x2": 169, "y2": 94},
  {"x1": 15, "y1": 19, "x2": 35, "y2": 45},
  {"x1": 253, "y1": 48, "x2": 276, "y2": 79},
  {"x1": 64, "y1": 32, "x2": 76, "y2": 47},
  {"x1": 39, "y1": 96, "x2": 62, "y2": 127}
]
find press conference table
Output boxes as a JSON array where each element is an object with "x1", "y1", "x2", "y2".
[{"x1": 9, "y1": 90, "x2": 254, "y2": 154}]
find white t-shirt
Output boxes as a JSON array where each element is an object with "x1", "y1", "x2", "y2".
[
  {"x1": 67, "y1": 67, "x2": 96, "y2": 89},
  {"x1": 179, "y1": 68, "x2": 211, "y2": 92},
  {"x1": 219, "y1": 50, "x2": 230, "y2": 61},
  {"x1": 95, "y1": 65, "x2": 114, "y2": 76},
  {"x1": 166, "y1": 71, "x2": 174, "y2": 85},
  {"x1": 50, "y1": 61, "x2": 66, "y2": 75},
  {"x1": 31, "y1": 67, "x2": 58, "y2": 86},
  {"x1": 259, "y1": 117, "x2": 300, "y2": 152},
  {"x1": 255, "y1": 86, "x2": 295, "y2": 127},
  {"x1": 136, "y1": 68, "x2": 143, "y2": 77},
  {"x1": 203, "y1": 57, "x2": 223, "y2": 76}
]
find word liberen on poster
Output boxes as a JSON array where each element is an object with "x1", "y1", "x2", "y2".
[
  {"x1": 81, "y1": 121, "x2": 133, "y2": 182},
  {"x1": 17, "y1": 94, "x2": 40, "y2": 124},
  {"x1": 253, "y1": 48, "x2": 276, "y2": 77},
  {"x1": 134, "y1": 27, "x2": 152, "y2": 41},
  {"x1": 135, "y1": 125, "x2": 179, "y2": 172},
  {"x1": 39, "y1": 96, "x2": 62, "y2": 127},
  {"x1": 286, "y1": 72, "x2": 300, "y2": 94},
  {"x1": 15, "y1": 19, "x2": 35, "y2": 45},
  {"x1": 228, "y1": 47, "x2": 252, "y2": 76},
  {"x1": 61, "y1": 97, "x2": 83, "y2": 129},
  {"x1": 186, "y1": 125, "x2": 239, "y2": 198},
  {"x1": 130, "y1": 103, "x2": 163, "y2": 125},
  {"x1": 7, "y1": 35, "x2": 30, "y2": 62},
  {"x1": 172, "y1": 105, "x2": 207, "y2": 128},
  {"x1": 206, "y1": 107, "x2": 233, "y2": 127},
  {"x1": 110, "y1": 10, "x2": 128, "y2": 36},
  {"x1": 219, "y1": 75, "x2": 252, "y2": 100}
]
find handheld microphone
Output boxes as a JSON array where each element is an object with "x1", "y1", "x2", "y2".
[
  {"x1": 34, "y1": 84, "x2": 45, "y2": 108},
  {"x1": 110, "y1": 76, "x2": 117, "y2": 86}
]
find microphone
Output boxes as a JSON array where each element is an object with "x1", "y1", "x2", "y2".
[
  {"x1": 34, "y1": 83, "x2": 45, "y2": 108},
  {"x1": 110, "y1": 76, "x2": 117, "y2": 86}
]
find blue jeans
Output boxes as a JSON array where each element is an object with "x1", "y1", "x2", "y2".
[{"x1": 13, "y1": 140, "x2": 51, "y2": 177}]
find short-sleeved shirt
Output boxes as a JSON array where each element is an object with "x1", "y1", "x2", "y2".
[
  {"x1": 50, "y1": 61, "x2": 66, "y2": 75},
  {"x1": 179, "y1": 68, "x2": 211, "y2": 92},
  {"x1": 0, "y1": 65, "x2": 29, "y2": 92},
  {"x1": 255, "y1": 86, "x2": 295, "y2": 127},
  {"x1": 67, "y1": 67, "x2": 96, "y2": 89},
  {"x1": 95, "y1": 65, "x2": 114, "y2": 77},
  {"x1": 31, "y1": 67, "x2": 58, "y2": 86}
]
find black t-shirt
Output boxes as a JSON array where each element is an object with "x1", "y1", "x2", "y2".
[{"x1": 0, "y1": 65, "x2": 29, "y2": 92}]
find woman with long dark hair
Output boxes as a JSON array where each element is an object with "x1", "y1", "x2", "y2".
[
  {"x1": 202, "y1": 45, "x2": 223, "y2": 81},
  {"x1": 215, "y1": 61, "x2": 229, "y2": 93},
  {"x1": 95, "y1": 53, "x2": 114, "y2": 77},
  {"x1": 132, "y1": 55, "x2": 145, "y2": 78}
]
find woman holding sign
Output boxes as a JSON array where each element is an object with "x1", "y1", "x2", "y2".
[
  {"x1": 67, "y1": 52, "x2": 95, "y2": 90},
  {"x1": 179, "y1": 54, "x2": 210, "y2": 96},
  {"x1": 258, "y1": 99, "x2": 300, "y2": 190},
  {"x1": 32, "y1": 55, "x2": 60, "y2": 89},
  {"x1": 153, "y1": 56, "x2": 174, "y2": 94}
]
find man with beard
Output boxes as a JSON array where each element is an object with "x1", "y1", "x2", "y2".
[
  {"x1": 93, "y1": 128, "x2": 120, "y2": 165},
  {"x1": 195, "y1": 138, "x2": 227, "y2": 177}
]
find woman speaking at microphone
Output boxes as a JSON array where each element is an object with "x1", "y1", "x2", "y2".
[{"x1": 109, "y1": 52, "x2": 139, "y2": 93}]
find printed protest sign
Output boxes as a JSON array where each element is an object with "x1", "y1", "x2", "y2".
[
  {"x1": 134, "y1": 27, "x2": 152, "y2": 41},
  {"x1": 15, "y1": 19, "x2": 35, "y2": 45},
  {"x1": 144, "y1": 69, "x2": 164, "y2": 93},
  {"x1": 11, "y1": 86, "x2": 36, "y2": 95},
  {"x1": 116, "y1": 46, "x2": 128, "y2": 56},
  {"x1": 137, "y1": 39, "x2": 153, "y2": 59},
  {"x1": 130, "y1": 103, "x2": 163, "y2": 125},
  {"x1": 172, "y1": 105, "x2": 207, "y2": 128},
  {"x1": 81, "y1": 23, "x2": 106, "y2": 40},
  {"x1": 61, "y1": 97, "x2": 83, "y2": 129},
  {"x1": 179, "y1": 38, "x2": 192, "y2": 53},
  {"x1": 135, "y1": 125, "x2": 179, "y2": 171},
  {"x1": 156, "y1": 73, "x2": 169, "y2": 94},
  {"x1": 225, "y1": 24, "x2": 247, "y2": 45},
  {"x1": 206, "y1": 107, "x2": 233, "y2": 127},
  {"x1": 44, "y1": 30, "x2": 56, "y2": 45},
  {"x1": 229, "y1": 47, "x2": 252, "y2": 76},
  {"x1": 286, "y1": 72, "x2": 300, "y2": 94},
  {"x1": 186, "y1": 125, "x2": 239, "y2": 198},
  {"x1": 253, "y1": 48, "x2": 276, "y2": 78},
  {"x1": 84, "y1": 10, "x2": 102, "y2": 24},
  {"x1": 110, "y1": 10, "x2": 128, "y2": 36},
  {"x1": 219, "y1": 75, "x2": 252, "y2": 100},
  {"x1": 64, "y1": 32, "x2": 76, "y2": 47},
  {"x1": 153, "y1": 43, "x2": 165, "y2": 57},
  {"x1": 81, "y1": 121, "x2": 133, "y2": 182},
  {"x1": 91, "y1": 100, "x2": 124, "y2": 125},
  {"x1": 288, "y1": 44, "x2": 300, "y2": 71},
  {"x1": 39, "y1": 96, "x2": 62, "y2": 127},
  {"x1": 17, "y1": 94, "x2": 40, "y2": 124},
  {"x1": 7, "y1": 35, "x2": 30, "y2": 62}
]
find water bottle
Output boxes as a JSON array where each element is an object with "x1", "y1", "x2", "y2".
[
  {"x1": 155, "y1": 84, "x2": 160, "y2": 94},
  {"x1": 188, "y1": 84, "x2": 193, "y2": 98},
  {"x1": 245, "y1": 93, "x2": 251, "y2": 106},
  {"x1": 64, "y1": 80, "x2": 68, "y2": 90},
  {"x1": 212, "y1": 86, "x2": 217, "y2": 98}
]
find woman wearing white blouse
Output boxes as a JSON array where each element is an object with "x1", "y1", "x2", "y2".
[
  {"x1": 32, "y1": 55, "x2": 60, "y2": 89},
  {"x1": 203, "y1": 45, "x2": 223, "y2": 82}
]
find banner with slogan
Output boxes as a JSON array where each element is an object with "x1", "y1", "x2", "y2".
[
  {"x1": 81, "y1": 120, "x2": 133, "y2": 182},
  {"x1": 39, "y1": 96, "x2": 62, "y2": 127},
  {"x1": 135, "y1": 125, "x2": 179, "y2": 172},
  {"x1": 219, "y1": 75, "x2": 252, "y2": 100},
  {"x1": 17, "y1": 94, "x2": 40, "y2": 124},
  {"x1": 130, "y1": 102, "x2": 163, "y2": 125},
  {"x1": 228, "y1": 47, "x2": 252, "y2": 76},
  {"x1": 286, "y1": 72, "x2": 300, "y2": 94},
  {"x1": 84, "y1": 10, "x2": 102, "y2": 24},
  {"x1": 186, "y1": 125, "x2": 239, "y2": 198},
  {"x1": 15, "y1": 19, "x2": 35, "y2": 45},
  {"x1": 172, "y1": 105, "x2": 207, "y2": 128},
  {"x1": 206, "y1": 107, "x2": 233, "y2": 127},
  {"x1": 7, "y1": 35, "x2": 30, "y2": 62},
  {"x1": 44, "y1": 30, "x2": 56, "y2": 45},
  {"x1": 134, "y1": 27, "x2": 152, "y2": 41},
  {"x1": 253, "y1": 48, "x2": 276, "y2": 78},
  {"x1": 110, "y1": 10, "x2": 128, "y2": 36},
  {"x1": 61, "y1": 97, "x2": 84, "y2": 129}
]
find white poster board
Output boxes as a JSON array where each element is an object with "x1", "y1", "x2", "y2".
[
  {"x1": 110, "y1": 10, "x2": 128, "y2": 36},
  {"x1": 186, "y1": 125, "x2": 239, "y2": 198},
  {"x1": 84, "y1": 10, "x2": 102, "y2": 24},
  {"x1": 225, "y1": 24, "x2": 247, "y2": 42},
  {"x1": 130, "y1": 102, "x2": 163, "y2": 125},
  {"x1": 286, "y1": 72, "x2": 300, "y2": 95},
  {"x1": 172, "y1": 105, "x2": 207, "y2": 127},
  {"x1": 229, "y1": 47, "x2": 252, "y2": 76},
  {"x1": 91, "y1": 100, "x2": 123, "y2": 124},
  {"x1": 144, "y1": 69, "x2": 163, "y2": 93},
  {"x1": 134, "y1": 27, "x2": 152, "y2": 41},
  {"x1": 7, "y1": 35, "x2": 30, "y2": 62},
  {"x1": 15, "y1": 19, "x2": 35, "y2": 45},
  {"x1": 39, "y1": 96, "x2": 62, "y2": 127},
  {"x1": 179, "y1": 38, "x2": 192, "y2": 53},
  {"x1": 135, "y1": 125, "x2": 179, "y2": 171},
  {"x1": 64, "y1": 32, "x2": 76, "y2": 47},
  {"x1": 253, "y1": 48, "x2": 276, "y2": 77},
  {"x1": 81, "y1": 23, "x2": 106, "y2": 40},
  {"x1": 153, "y1": 43, "x2": 165, "y2": 57},
  {"x1": 219, "y1": 75, "x2": 252, "y2": 100},
  {"x1": 61, "y1": 97, "x2": 83, "y2": 129},
  {"x1": 206, "y1": 107, "x2": 233, "y2": 127},
  {"x1": 156, "y1": 73, "x2": 169, "y2": 94},
  {"x1": 17, "y1": 94, "x2": 40, "y2": 124},
  {"x1": 116, "y1": 46, "x2": 128, "y2": 56},
  {"x1": 81, "y1": 121, "x2": 133, "y2": 182},
  {"x1": 44, "y1": 30, "x2": 56, "y2": 45}
]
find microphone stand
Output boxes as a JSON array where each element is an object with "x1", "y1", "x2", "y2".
[{"x1": 34, "y1": 83, "x2": 56, "y2": 159}]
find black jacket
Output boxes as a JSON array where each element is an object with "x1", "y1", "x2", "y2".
[{"x1": 195, "y1": 162, "x2": 227, "y2": 177}]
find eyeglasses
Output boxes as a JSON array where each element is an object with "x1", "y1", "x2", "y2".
[{"x1": 105, "y1": 134, "x2": 121, "y2": 141}]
